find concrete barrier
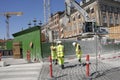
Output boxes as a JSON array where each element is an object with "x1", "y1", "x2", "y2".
[{"x1": 0, "y1": 61, "x2": 6, "y2": 67}]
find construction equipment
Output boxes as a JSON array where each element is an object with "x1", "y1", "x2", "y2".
[
  {"x1": 0, "y1": 12, "x2": 23, "y2": 39},
  {"x1": 64, "y1": 0, "x2": 96, "y2": 36}
]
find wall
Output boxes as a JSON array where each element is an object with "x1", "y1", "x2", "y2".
[
  {"x1": 109, "y1": 26, "x2": 120, "y2": 39},
  {"x1": 13, "y1": 26, "x2": 42, "y2": 61},
  {"x1": 6, "y1": 40, "x2": 13, "y2": 50}
]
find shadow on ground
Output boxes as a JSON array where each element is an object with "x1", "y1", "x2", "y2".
[{"x1": 89, "y1": 67, "x2": 120, "y2": 79}]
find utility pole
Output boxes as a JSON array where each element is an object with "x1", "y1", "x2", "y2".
[{"x1": 1, "y1": 12, "x2": 23, "y2": 39}]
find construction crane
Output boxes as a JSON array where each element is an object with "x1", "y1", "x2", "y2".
[
  {"x1": 63, "y1": 0, "x2": 96, "y2": 36},
  {"x1": 0, "y1": 12, "x2": 23, "y2": 39},
  {"x1": 43, "y1": 0, "x2": 51, "y2": 24},
  {"x1": 43, "y1": 0, "x2": 52, "y2": 42}
]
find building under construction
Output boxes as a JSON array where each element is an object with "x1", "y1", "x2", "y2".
[
  {"x1": 62, "y1": 0, "x2": 120, "y2": 39},
  {"x1": 42, "y1": 0, "x2": 120, "y2": 41}
]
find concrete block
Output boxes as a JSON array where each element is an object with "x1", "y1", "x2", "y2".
[{"x1": 0, "y1": 61, "x2": 6, "y2": 67}]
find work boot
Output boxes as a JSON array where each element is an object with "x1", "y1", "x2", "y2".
[
  {"x1": 52, "y1": 60, "x2": 55, "y2": 64},
  {"x1": 61, "y1": 65, "x2": 64, "y2": 69},
  {"x1": 55, "y1": 59, "x2": 58, "y2": 65},
  {"x1": 78, "y1": 59, "x2": 81, "y2": 63}
]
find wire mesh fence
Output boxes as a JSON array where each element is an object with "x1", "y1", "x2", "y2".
[
  {"x1": 41, "y1": 33, "x2": 120, "y2": 58},
  {"x1": 41, "y1": 33, "x2": 120, "y2": 79}
]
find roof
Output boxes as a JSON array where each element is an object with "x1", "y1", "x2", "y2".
[
  {"x1": 12, "y1": 26, "x2": 40, "y2": 37},
  {"x1": 50, "y1": 11, "x2": 64, "y2": 17}
]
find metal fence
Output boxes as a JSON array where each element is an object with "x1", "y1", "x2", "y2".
[
  {"x1": 41, "y1": 33, "x2": 120, "y2": 79},
  {"x1": 0, "y1": 50, "x2": 13, "y2": 56},
  {"x1": 41, "y1": 34, "x2": 120, "y2": 58}
]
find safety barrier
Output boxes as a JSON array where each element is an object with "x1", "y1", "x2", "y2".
[
  {"x1": 86, "y1": 54, "x2": 90, "y2": 77},
  {"x1": 49, "y1": 56, "x2": 53, "y2": 78},
  {"x1": 0, "y1": 50, "x2": 13, "y2": 56},
  {"x1": 0, "y1": 52, "x2": 2, "y2": 61},
  {"x1": 27, "y1": 50, "x2": 31, "y2": 62},
  {"x1": 100, "y1": 54, "x2": 120, "y2": 60}
]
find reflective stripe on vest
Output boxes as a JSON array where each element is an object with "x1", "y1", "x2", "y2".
[{"x1": 76, "y1": 44, "x2": 80, "y2": 52}]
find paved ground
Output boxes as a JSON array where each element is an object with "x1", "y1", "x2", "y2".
[
  {"x1": 39, "y1": 55, "x2": 120, "y2": 80},
  {"x1": 0, "y1": 54, "x2": 120, "y2": 80},
  {"x1": 0, "y1": 57, "x2": 43, "y2": 80}
]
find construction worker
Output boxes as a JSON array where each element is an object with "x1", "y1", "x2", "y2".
[
  {"x1": 56, "y1": 41, "x2": 64, "y2": 69},
  {"x1": 50, "y1": 42, "x2": 57, "y2": 65},
  {"x1": 72, "y1": 42, "x2": 82, "y2": 63}
]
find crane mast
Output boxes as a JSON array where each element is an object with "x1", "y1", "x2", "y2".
[
  {"x1": 43, "y1": 0, "x2": 51, "y2": 24},
  {"x1": 0, "y1": 12, "x2": 23, "y2": 39}
]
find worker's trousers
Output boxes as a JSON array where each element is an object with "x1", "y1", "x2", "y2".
[{"x1": 57, "y1": 56, "x2": 64, "y2": 65}]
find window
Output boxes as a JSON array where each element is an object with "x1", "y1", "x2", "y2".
[
  {"x1": 115, "y1": 16, "x2": 119, "y2": 25},
  {"x1": 78, "y1": 14, "x2": 81, "y2": 19},
  {"x1": 73, "y1": 17, "x2": 75, "y2": 21},
  {"x1": 91, "y1": 8, "x2": 94, "y2": 13},
  {"x1": 111, "y1": 6, "x2": 114, "y2": 13},
  {"x1": 109, "y1": 6, "x2": 112, "y2": 12},
  {"x1": 107, "y1": 6, "x2": 111, "y2": 12},
  {"x1": 86, "y1": 8, "x2": 90, "y2": 13},
  {"x1": 101, "y1": 5, "x2": 106, "y2": 11},
  {"x1": 117, "y1": 7, "x2": 119, "y2": 13},
  {"x1": 114, "y1": 7, "x2": 118, "y2": 13},
  {"x1": 68, "y1": 19, "x2": 70, "y2": 23},
  {"x1": 103, "y1": 15, "x2": 107, "y2": 23},
  {"x1": 109, "y1": 16, "x2": 113, "y2": 24}
]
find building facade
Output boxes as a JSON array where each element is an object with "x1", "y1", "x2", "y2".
[
  {"x1": 99, "y1": 0, "x2": 120, "y2": 27},
  {"x1": 61, "y1": 0, "x2": 120, "y2": 39},
  {"x1": 42, "y1": 11, "x2": 64, "y2": 42}
]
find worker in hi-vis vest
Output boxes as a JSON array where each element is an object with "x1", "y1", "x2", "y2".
[
  {"x1": 72, "y1": 42, "x2": 82, "y2": 63},
  {"x1": 56, "y1": 41, "x2": 64, "y2": 69},
  {"x1": 50, "y1": 42, "x2": 57, "y2": 65}
]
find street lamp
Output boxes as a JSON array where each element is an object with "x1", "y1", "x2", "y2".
[
  {"x1": 2, "y1": 12, "x2": 23, "y2": 39},
  {"x1": 33, "y1": 18, "x2": 37, "y2": 26},
  {"x1": 28, "y1": 21, "x2": 32, "y2": 28},
  {"x1": 38, "y1": 20, "x2": 42, "y2": 26}
]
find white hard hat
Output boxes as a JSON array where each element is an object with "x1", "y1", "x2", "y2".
[
  {"x1": 57, "y1": 41, "x2": 62, "y2": 44},
  {"x1": 72, "y1": 42, "x2": 76, "y2": 46}
]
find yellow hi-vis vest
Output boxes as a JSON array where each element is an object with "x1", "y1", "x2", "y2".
[
  {"x1": 50, "y1": 46, "x2": 57, "y2": 59},
  {"x1": 75, "y1": 44, "x2": 81, "y2": 54},
  {"x1": 57, "y1": 44, "x2": 64, "y2": 57}
]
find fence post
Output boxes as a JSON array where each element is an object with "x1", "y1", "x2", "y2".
[
  {"x1": 0, "y1": 52, "x2": 2, "y2": 61},
  {"x1": 27, "y1": 50, "x2": 31, "y2": 62},
  {"x1": 86, "y1": 54, "x2": 90, "y2": 77},
  {"x1": 49, "y1": 56, "x2": 53, "y2": 78}
]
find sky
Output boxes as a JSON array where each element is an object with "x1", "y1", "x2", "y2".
[{"x1": 0, "y1": 0, "x2": 80, "y2": 39}]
